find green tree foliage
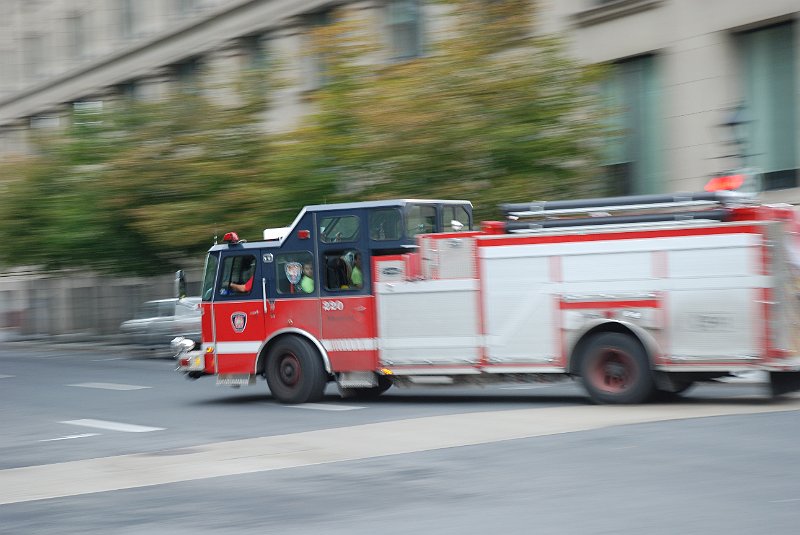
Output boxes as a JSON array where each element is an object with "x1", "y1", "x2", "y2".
[
  {"x1": 0, "y1": 0, "x2": 607, "y2": 275},
  {"x1": 294, "y1": 0, "x2": 608, "y2": 222},
  {"x1": 0, "y1": 75, "x2": 280, "y2": 275}
]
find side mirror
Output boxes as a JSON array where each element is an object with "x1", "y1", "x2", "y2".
[
  {"x1": 175, "y1": 269, "x2": 187, "y2": 299},
  {"x1": 450, "y1": 220, "x2": 464, "y2": 232}
]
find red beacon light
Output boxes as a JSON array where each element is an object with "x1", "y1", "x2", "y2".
[
  {"x1": 704, "y1": 168, "x2": 763, "y2": 195},
  {"x1": 704, "y1": 174, "x2": 745, "y2": 192},
  {"x1": 222, "y1": 232, "x2": 240, "y2": 244}
]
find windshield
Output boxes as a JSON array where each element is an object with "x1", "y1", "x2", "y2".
[{"x1": 201, "y1": 253, "x2": 219, "y2": 301}]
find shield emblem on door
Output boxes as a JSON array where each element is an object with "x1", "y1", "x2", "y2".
[{"x1": 231, "y1": 312, "x2": 247, "y2": 333}]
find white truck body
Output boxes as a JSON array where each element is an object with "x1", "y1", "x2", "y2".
[{"x1": 374, "y1": 217, "x2": 800, "y2": 398}]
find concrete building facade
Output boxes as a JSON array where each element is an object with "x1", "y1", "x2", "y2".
[
  {"x1": 547, "y1": 0, "x2": 800, "y2": 205},
  {"x1": 0, "y1": 0, "x2": 798, "y2": 202}
]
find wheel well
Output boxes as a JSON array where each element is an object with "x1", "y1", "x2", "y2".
[
  {"x1": 568, "y1": 322, "x2": 650, "y2": 376},
  {"x1": 256, "y1": 333, "x2": 331, "y2": 378}
]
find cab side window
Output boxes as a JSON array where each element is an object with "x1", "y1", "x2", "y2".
[
  {"x1": 323, "y1": 249, "x2": 364, "y2": 291},
  {"x1": 369, "y1": 208, "x2": 402, "y2": 240},
  {"x1": 276, "y1": 252, "x2": 315, "y2": 295},
  {"x1": 442, "y1": 204, "x2": 471, "y2": 231},
  {"x1": 320, "y1": 215, "x2": 360, "y2": 243},
  {"x1": 220, "y1": 255, "x2": 257, "y2": 296},
  {"x1": 407, "y1": 204, "x2": 436, "y2": 237}
]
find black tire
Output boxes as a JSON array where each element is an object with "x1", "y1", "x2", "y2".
[
  {"x1": 579, "y1": 332, "x2": 654, "y2": 404},
  {"x1": 654, "y1": 381, "x2": 694, "y2": 401},
  {"x1": 266, "y1": 336, "x2": 327, "y2": 404},
  {"x1": 339, "y1": 376, "x2": 392, "y2": 400}
]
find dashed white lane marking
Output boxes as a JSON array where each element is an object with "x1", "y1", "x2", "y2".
[
  {"x1": 770, "y1": 498, "x2": 800, "y2": 503},
  {"x1": 61, "y1": 419, "x2": 164, "y2": 433},
  {"x1": 39, "y1": 434, "x2": 100, "y2": 442},
  {"x1": 0, "y1": 374, "x2": 14, "y2": 379},
  {"x1": 3, "y1": 399, "x2": 799, "y2": 505},
  {"x1": 68, "y1": 382, "x2": 150, "y2": 391},
  {"x1": 91, "y1": 358, "x2": 124, "y2": 362},
  {"x1": 284, "y1": 403, "x2": 366, "y2": 411}
]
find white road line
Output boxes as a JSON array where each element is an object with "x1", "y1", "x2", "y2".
[
  {"x1": 68, "y1": 382, "x2": 150, "y2": 391},
  {"x1": 39, "y1": 433, "x2": 100, "y2": 442},
  {"x1": 284, "y1": 403, "x2": 366, "y2": 411},
  {"x1": 770, "y1": 498, "x2": 800, "y2": 503},
  {"x1": 3, "y1": 400, "x2": 799, "y2": 506},
  {"x1": 0, "y1": 374, "x2": 14, "y2": 379},
  {"x1": 499, "y1": 385, "x2": 557, "y2": 390},
  {"x1": 61, "y1": 419, "x2": 164, "y2": 433},
  {"x1": 91, "y1": 358, "x2": 124, "y2": 361}
]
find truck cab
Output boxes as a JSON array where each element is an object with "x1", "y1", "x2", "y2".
[{"x1": 181, "y1": 199, "x2": 473, "y2": 399}]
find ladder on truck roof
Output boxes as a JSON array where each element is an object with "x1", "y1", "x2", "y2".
[{"x1": 499, "y1": 190, "x2": 756, "y2": 232}]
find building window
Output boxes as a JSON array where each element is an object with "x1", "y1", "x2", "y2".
[
  {"x1": 120, "y1": 0, "x2": 136, "y2": 39},
  {"x1": 30, "y1": 115, "x2": 60, "y2": 129},
  {"x1": 241, "y1": 35, "x2": 267, "y2": 71},
  {"x1": 303, "y1": 9, "x2": 333, "y2": 91},
  {"x1": 737, "y1": 22, "x2": 798, "y2": 190},
  {"x1": 23, "y1": 34, "x2": 45, "y2": 81},
  {"x1": 73, "y1": 101, "x2": 103, "y2": 126},
  {"x1": 66, "y1": 12, "x2": 87, "y2": 59},
  {"x1": 387, "y1": 0, "x2": 423, "y2": 59},
  {"x1": 175, "y1": 0, "x2": 198, "y2": 16},
  {"x1": 174, "y1": 58, "x2": 201, "y2": 93},
  {"x1": 117, "y1": 81, "x2": 138, "y2": 100},
  {"x1": 602, "y1": 54, "x2": 661, "y2": 196}
]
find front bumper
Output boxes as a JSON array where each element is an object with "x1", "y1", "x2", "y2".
[{"x1": 172, "y1": 337, "x2": 204, "y2": 372}]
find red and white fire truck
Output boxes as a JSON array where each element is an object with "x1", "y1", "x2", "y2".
[{"x1": 174, "y1": 188, "x2": 800, "y2": 404}]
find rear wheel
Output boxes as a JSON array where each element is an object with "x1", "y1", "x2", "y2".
[
  {"x1": 579, "y1": 332, "x2": 654, "y2": 404},
  {"x1": 266, "y1": 336, "x2": 327, "y2": 404}
]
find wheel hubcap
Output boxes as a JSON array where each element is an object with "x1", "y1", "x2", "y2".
[
  {"x1": 279, "y1": 354, "x2": 301, "y2": 387},
  {"x1": 592, "y1": 348, "x2": 635, "y2": 393}
]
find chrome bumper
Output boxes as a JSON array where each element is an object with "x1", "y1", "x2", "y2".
[{"x1": 172, "y1": 337, "x2": 204, "y2": 371}]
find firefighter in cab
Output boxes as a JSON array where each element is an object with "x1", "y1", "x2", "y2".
[{"x1": 228, "y1": 257, "x2": 255, "y2": 294}]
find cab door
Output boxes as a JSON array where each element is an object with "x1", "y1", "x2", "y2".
[
  {"x1": 264, "y1": 248, "x2": 321, "y2": 344},
  {"x1": 316, "y1": 210, "x2": 377, "y2": 372},
  {"x1": 212, "y1": 251, "x2": 266, "y2": 375}
]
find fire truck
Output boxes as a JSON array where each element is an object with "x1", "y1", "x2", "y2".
[{"x1": 173, "y1": 189, "x2": 800, "y2": 404}]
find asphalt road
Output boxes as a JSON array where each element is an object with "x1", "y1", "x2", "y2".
[{"x1": 1, "y1": 343, "x2": 799, "y2": 534}]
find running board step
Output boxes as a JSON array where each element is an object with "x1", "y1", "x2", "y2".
[{"x1": 217, "y1": 374, "x2": 256, "y2": 386}]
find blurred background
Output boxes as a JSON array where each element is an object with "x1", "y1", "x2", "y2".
[{"x1": 0, "y1": 0, "x2": 797, "y2": 342}]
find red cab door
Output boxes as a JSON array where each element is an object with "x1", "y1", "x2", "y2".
[{"x1": 212, "y1": 251, "x2": 266, "y2": 375}]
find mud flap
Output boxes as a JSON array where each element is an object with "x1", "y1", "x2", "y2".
[{"x1": 769, "y1": 371, "x2": 800, "y2": 397}]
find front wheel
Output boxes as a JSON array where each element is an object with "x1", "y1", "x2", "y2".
[
  {"x1": 266, "y1": 336, "x2": 327, "y2": 404},
  {"x1": 579, "y1": 332, "x2": 654, "y2": 404}
]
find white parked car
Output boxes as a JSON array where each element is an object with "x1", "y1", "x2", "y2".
[{"x1": 120, "y1": 297, "x2": 201, "y2": 350}]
